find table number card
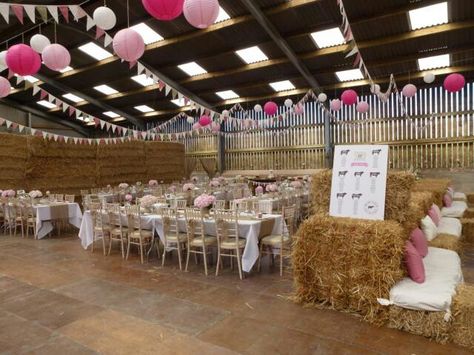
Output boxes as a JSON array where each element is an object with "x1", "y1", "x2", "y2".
[{"x1": 329, "y1": 145, "x2": 389, "y2": 220}]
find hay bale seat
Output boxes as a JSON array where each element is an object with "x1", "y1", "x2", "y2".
[
  {"x1": 461, "y1": 218, "x2": 474, "y2": 243},
  {"x1": 463, "y1": 208, "x2": 474, "y2": 219},
  {"x1": 451, "y1": 284, "x2": 474, "y2": 350},
  {"x1": 442, "y1": 201, "x2": 468, "y2": 218},
  {"x1": 403, "y1": 191, "x2": 435, "y2": 233},
  {"x1": 311, "y1": 170, "x2": 415, "y2": 224},
  {"x1": 467, "y1": 194, "x2": 474, "y2": 205},
  {"x1": 292, "y1": 214, "x2": 406, "y2": 325},
  {"x1": 429, "y1": 234, "x2": 463, "y2": 254},
  {"x1": 412, "y1": 178, "x2": 451, "y2": 206}
]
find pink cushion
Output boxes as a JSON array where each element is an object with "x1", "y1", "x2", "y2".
[
  {"x1": 410, "y1": 228, "x2": 428, "y2": 258},
  {"x1": 404, "y1": 241, "x2": 425, "y2": 284},
  {"x1": 443, "y1": 193, "x2": 453, "y2": 207},
  {"x1": 431, "y1": 204, "x2": 441, "y2": 220},
  {"x1": 428, "y1": 207, "x2": 440, "y2": 226}
]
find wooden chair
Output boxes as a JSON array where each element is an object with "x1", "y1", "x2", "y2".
[
  {"x1": 7, "y1": 202, "x2": 24, "y2": 237},
  {"x1": 126, "y1": 206, "x2": 153, "y2": 264},
  {"x1": 213, "y1": 200, "x2": 226, "y2": 210},
  {"x1": 214, "y1": 210, "x2": 245, "y2": 280},
  {"x1": 90, "y1": 188, "x2": 100, "y2": 194},
  {"x1": 65, "y1": 194, "x2": 75, "y2": 203},
  {"x1": 257, "y1": 200, "x2": 273, "y2": 214},
  {"x1": 184, "y1": 208, "x2": 217, "y2": 276},
  {"x1": 161, "y1": 207, "x2": 187, "y2": 270},
  {"x1": 23, "y1": 203, "x2": 36, "y2": 239},
  {"x1": 90, "y1": 203, "x2": 109, "y2": 255},
  {"x1": 258, "y1": 205, "x2": 296, "y2": 276},
  {"x1": 170, "y1": 199, "x2": 187, "y2": 209},
  {"x1": 107, "y1": 204, "x2": 128, "y2": 258},
  {"x1": 55, "y1": 194, "x2": 64, "y2": 202}
]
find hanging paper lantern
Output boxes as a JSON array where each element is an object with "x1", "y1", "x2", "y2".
[
  {"x1": 222, "y1": 109, "x2": 229, "y2": 117},
  {"x1": 264, "y1": 101, "x2": 278, "y2": 116},
  {"x1": 423, "y1": 72, "x2": 435, "y2": 84},
  {"x1": 444, "y1": 73, "x2": 465, "y2": 93},
  {"x1": 0, "y1": 77, "x2": 11, "y2": 98},
  {"x1": 93, "y1": 6, "x2": 117, "y2": 30},
  {"x1": 318, "y1": 93, "x2": 327, "y2": 102},
  {"x1": 254, "y1": 104, "x2": 262, "y2": 113},
  {"x1": 380, "y1": 94, "x2": 389, "y2": 103},
  {"x1": 192, "y1": 122, "x2": 201, "y2": 130},
  {"x1": 113, "y1": 28, "x2": 145, "y2": 62},
  {"x1": 6, "y1": 44, "x2": 41, "y2": 76},
  {"x1": 284, "y1": 98, "x2": 293, "y2": 108},
  {"x1": 142, "y1": 0, "x2": 184, "y2": 21},
  {"x1": 42, "y1": 44, "x2": 71, "y2": 71},
  {"x1": 183, "y1": 0, "x2": 220, "y2": 29},
  {"x1": 30, "y1": 34, "x2": 51, "y2": 54},
  {"x1": 402, "y1": 84, "x2": 417, "y2": 98},
  {"x1": 330, "y1": 99, "x2": 341, "y2": 111},
  {"x1": 294, "y1": 104, "x2": 304, "y2": 115},
  {"x1": 211, "y1": 121, "x2": 220, "y2": 132},
  {"x1": 0, "y1": 50, "x2": 6, "y2": 67},
  {"x1": 341, "y1": 89, "x2": 358, "y2": 106},
  {"x1": 356, "y1": 101, "x2": 369, "y2": 113},
  {"x1": 370, "y1": 84, "x2": 381, "y2": 94},
  {"x1": 186, "y1": 116, "x2": 194, "y2": 124},
  {"x1": 199, "y1": 115, "x2": 211, "y2": 126}
]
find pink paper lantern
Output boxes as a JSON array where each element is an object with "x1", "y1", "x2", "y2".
[
  {"x1": 444, "y1": 73, "x2": 465, "y2": 93},
  {"x1": 294, "y1": 104, "x2": 305, "y2": 115},
  {"x1": 341, "y1": 89, "x2": 358, "y2": 106},
  {"x1": 264, "y1": 101, "x2": 278, "y2": 116},
  {"x1": 142, "y1": 0, "x2": 184, "y2": 20},
  {"x1": 192, "y1": 122, "x2": 201, "y2": 130},
  {"x1": 199, "y1": 115, "x2": 211, "y2": 126},
  {"x1": 0, "y1": 77, "x2": 11, "y2": 98},
  {"x1": 330, "y1": 99, "x2": 341, "y2": 111},
  {"x1": 183, "y1": 0, "x2": 220, "y2": 29},
  {"x1": 211, "y1": 121, "x2": 220, "y2": 132},
  {"x1": 356, "y1": 101, "x2": 369, "y2": 113},
  {"x1": 42, "y1": 44, "x2": 71, "y2": 71},
  {"x1": 6, "y1": 44, "x2": 41, "y2": 76},
  {"x1": 113, "y1": 28, "x2": 145, "y2": 62},
  {"x1": 402, "y1": 83, "x2": 417, "y2": 98}
]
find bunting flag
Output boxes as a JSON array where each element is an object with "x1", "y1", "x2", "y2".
[
  {"x1": 0, "y1": 3, "x2": 77, "y2": 24},
  {"x1": 11, "y1": 4, "x2": 23, "y2": 24}
]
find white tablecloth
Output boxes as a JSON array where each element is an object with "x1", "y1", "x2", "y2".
[{"x1": 35, "y1": 203, "x2": 83, "y2": 239}]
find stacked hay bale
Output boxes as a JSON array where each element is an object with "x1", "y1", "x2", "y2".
[
  {"x1": 145, "y1": 142, "x2": 185, "y2": 182},
  {"x1": 412, "y1": 178, "x2": 451, "y2": 206},
  {"x1": 26, "y1": 136, "x2": 97, "y2": 195},
  {"x1": 402, "y1": 191, "x2": 435, "y2": 233},
  {"x1": 451, "y1": 284, "x2": 474, "y2": 350},
  {"x1": 0, "y1": 133, "x2": 28, "y2": 189}
]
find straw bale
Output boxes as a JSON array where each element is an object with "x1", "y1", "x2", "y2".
[
  {"x1": 388, "y1": 306, "x2": 451, "y2": 344},
  {"x1": 292, "y1": 215, "x2": 405, "y2": 324},
  {"x1": 461, "y1": 218, "x2": 474, "y2": 243},
  {"x1": 310, "y1": 170, "x2": 415, "y2": 223},
  {"x1": 412, "y1": 179, "x2": 451, "y2": 206},
  {"x1": 403, "y1": 191, "x2": 435, "y2": 232},
  {"x1": 451, "y1": 284, "x2": 474, "y2": 350},
  {"x1": 428, "y1": 234, "x2": 462, "y2": 253},
  {"x1": 467, "y1": 194, "x2": 474, "y2": 205},
  {"x1": 145, "y1": 141, "x2": 185, "y2": 182},
  {"x1": 0, "y1": 133, "x2": 28, "y2": 189},
  {"x1": 463, "y1": 208, "x2": 474, "y2": 219}
]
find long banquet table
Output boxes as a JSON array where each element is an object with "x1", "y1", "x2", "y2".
[
  {"x1": 35, "y1": 202, "x2": 83, "y2": 239},
  {"x1": 78, "y1": 210, "x2": 284, "y2": 272}
]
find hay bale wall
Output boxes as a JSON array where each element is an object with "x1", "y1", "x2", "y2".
[
  {"x1": 310, "y1": 170, "x2": 415, "y2": 224},
  {"x1": 0, "y1": 133, "x2": 28, "y2": 189},
  {"x1": 145, "y1": 141, "x2": 185, "y2": 182},
  {"x1": 412, "y1": 178, "x2": 451, "y2": 206},
  {"x1": 292, "y1": 214, "x2": 406, "y2": 324}
]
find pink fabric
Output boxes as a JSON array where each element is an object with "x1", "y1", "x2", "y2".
[
  {"x1": 431, "y1": 204, "x2": 442, "y2": 221},
  {"x1": 410, "y1": 228, "x2": 428, "y2": 258},
  {"x1": 443, "y1": 193, "x2": 453, "y2": 207},
  {"x1": 404, "y1": 241, "x2": 425, "y2": 284},
  {"x1": 428, "y1": 207, "x2": 440, "y2": 226}
]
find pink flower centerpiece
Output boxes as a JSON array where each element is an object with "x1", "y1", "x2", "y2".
[
  {"x1": 265, "y1": 184, "x2": 278, "y2": 193},
  {"x1": 168, "y1": 185, "x2": 177, "y2": 193},
  {"x1": 194, "y1": 193, "x2": 216, "y2": 209},
  {"x1": 255, "y1": 186, "x2": 264, "y2": 195},
  {"x1": 140, "y1": 195, "x2": 159, "y2": 208},
  {"x1": 2, "y1": 189, "x2": 15, "y2": 198},
  {"x1": 125, "y1": 194, "x2": 133, "y2": 202},
  {"x1": 183, "y1": 183, "x2": 195, "y2": 192},
  {"x1": 209, "y1": 179, "x2": 220, "y2": 188},
  {"x1": 149, "y1": 179, "x2": 158, "y2": 187},
  {"x1": 290, "y1": 181, "x2": 303, "y2": 189},
  {"x1": 28, "y1": 190, "x2": 43, "y2": 199},
  {"x1": 119, "y1": 183, "x2": 129, "y2": 190}
]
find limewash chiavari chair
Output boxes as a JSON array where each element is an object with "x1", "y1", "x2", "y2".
[
  {"x1": 55, "y1": 194, "x2": 64, "y2": 202},
  {"x1": 170, "y1": 199, "x2": 187, "y2": 210},
  {"x1": 214, "y1": 209, "x2": 245, "y2": 280},
  {"x1": 258, "y1": 205, "x2": 296, "y2": 276},
  {"x1": 184, "y1": 208, "x2": 217, "y2": 276},
  {"x1": 257, "y1": 200, "x2": 273, "y2": 214},
  {"x1": 213, "y1": 200, "x2": 226, "y2": 210},
  {"x1": 90, "y1": 188, "x2": 100, "y2": 194},
  {"x1": 161, "y1": 207, "x2": 187, "y2": 270},
  {"x1": 65, "y1": 194, "x2": 75, "y2": 203},
  {"x1": 126, "y1": 205, "x2": 153, "y2": 264},
  {"x1": 10, "y1": 201, "x2": 24, "y2": 237},
  {"x1": 23, "y1": 203, "x2": 36, "y2": 239},
  {"x1": 90, "y1": 202, "x2": 109, "y2": 255},
  {"x1": 107, "y1": 204, "x2": 128, "y2": 258}
]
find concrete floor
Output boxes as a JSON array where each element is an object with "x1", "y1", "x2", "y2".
[{"x1": 0, "y1": 231, "x2": 473, "y2": 355}]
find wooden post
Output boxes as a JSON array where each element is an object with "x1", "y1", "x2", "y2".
[{"x1": 324, "y1": 111, "x2": 334, "y2": 168}]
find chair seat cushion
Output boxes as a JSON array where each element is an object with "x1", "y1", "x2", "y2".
[
  {"x1": 220, "y1": 238, "x2": 246, "y2": 249},
  {"x1": 129, "y1": 230, "x2": 153, "y2": 239},
  {"x1": 261, "y1": 234, "x2": 290, "y2": 246},
  {"x1": 111, "y1": 227, "x2": 128, "y2": 235},
  {"x1": 453, "y1": 192, "x2": 467, "y2": 201},
  {"x1": 438, "y1": 217, "x2": 462, "y2": 238},
  {"x1": 191, "y1": 236, "x2": 217, "y2": 246},
  {"x1": 166, "y1": 233, "x2": 187, "y2": 243},
  {"x1": 441, "y1": 201, "x2": 467, "y2": 218}
]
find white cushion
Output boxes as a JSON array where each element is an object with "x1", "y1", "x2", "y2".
[
  {"x1": 438, "y1": 217, "x2": 462, "y2": 238},
  {"x1": 388, "y1": 247, "x2": 463, "y2": 312},
  {"x1": 454, "y1": 192, "x2": 467, "y2": 201},
  {"x1": 441, "y1": 201, "x2": 467, "y2": 218},
  {"x1": 421, "y1": 215, "x2": 438, "y2": 241}
]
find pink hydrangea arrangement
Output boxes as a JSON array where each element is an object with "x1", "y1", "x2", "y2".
[
  {"x1": 125, "y1": 194, "x2": 133, "y2": 202},
  {"x1": 183, "y1": 183, "x2": 195, "y2": 192},
  {"x1": 194, "y1": 194, "x2": 216, "y2": 209},
  {"x1": 119, "y1": 183, "x2": 129, "y2": 189},
  {"x1": 28, "y1": 190, "x2": 43, "y2": 198},
  {"x1": 2, "y1": 189, "x2": 15, "y2": 198},
  {"x1": 168, "y1": 185, "x2": 177, "y2": 193},
  {"x1": 209, "y1": 179, "x2": 220, "y2": 188},
  {"x1": 140, "y1": 195, "x2": 159, "y2": 208},
  {"x1": 218, "y1": 176, "x2": 225, "y2": 183},
  {"x1": 290, "y1": 181, "x2": 303, "y2": 189},
  {"x1": 148, "y1": 179, "x2": 158, "y2": 187},
  {"x1": 255, "y1": 186, "x2": 264, "y2": 194},
  {"x1": 265, "y1": 184, "x2": 278, "y2": 193}
]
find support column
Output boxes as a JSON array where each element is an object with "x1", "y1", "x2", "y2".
[
  {"x1": 217, "y1": 128, "x2": 226, "y2": 173},
  {"x1": 324, "y1": 112, "x2": 334, "y2": 168}
]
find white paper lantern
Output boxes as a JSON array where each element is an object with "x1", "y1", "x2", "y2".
[
  {"x1": 370, "y1": 84, "x2": 381, "y2": 94},
  {"x1": 30, "y1": 34, "x2": 51, "y2": 54},
  {"x1": 0, "y1": 50, "x2": 7, "y2": 67},
  {"x1": 254, "y1": 104, "x2": 262, "y2": 112},
  {"x1": 284, "y1": 98, "x2": 293, "y2": 108},
  {"x1": 93, "y1": 6, "x2": 117, "y2": 30},
  {"x1": 317, "y1": 93, "x2": 327, "y2": 102},
  {"x1": 222, "y1": 109, "x2": 229, "y2": 118},
  {"x1": 423, "y1": 72, "x2": 435, "y2": 84},
  {"x1": 186, "y1": 116, "x2": 194, "y2": 124}
]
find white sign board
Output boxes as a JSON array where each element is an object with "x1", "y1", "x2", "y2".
[{"x1": 329, "y1": 145, "x2": 389, "y2": 220}]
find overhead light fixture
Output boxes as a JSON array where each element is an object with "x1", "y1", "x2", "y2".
[
  {"x1": 62, "y1": 93, "x2": 84, "y2": 103},
  {"x1": 134, "y1": 105, "x2": 154, "y2": 113},
  {"x1": 37, "y1": 100, "x2": 56, "y2": 109},
  {"x1": 335, "y1": 68, "x2": 364, "y2": 82},
  {"x1": 178, "y1": 62, "x2": 207, "y2": 76},
  {"x1": 269, "y1": 80, "x2": 295, "y2": 92},
  {"x1": 417, "y1": 54, "x2": 450, "y2": 70},
  {"x1": 94, "y1": 84, "x2": 118, "y2": 95},
  {"x1": 215, "y1": 6, "x2": 230, "y2": 22},
  {"x1": 131, "y1": 74, "x2": 154, "y2": 87},
  {"x1": 235, "y1": 46, "x2": 268, "y2": 64},
  {"x1": 59, "y1": 66, "x2": 73, "y2": 73},
  {"x1": 130, "y1": 22, "x2": 163, "y2": 44},
  {"x1": 78, "y1": 42, "x2": 113, "y2": 61},
  {"x1": 216, "y1": 90, "x2": 239, "y2": 100},
  {"x1": 310, "y1": 27, "x2": 346, "y2": 48},
  {"x1": 103, "y1": 111, "x2": 120, "y2": 118},
  {"x1": 171, "y1": 98, "x2": 186, "y2": 107},
  {"x1": 408, "y1": 2, "x2": 448, "y2": 30}
]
